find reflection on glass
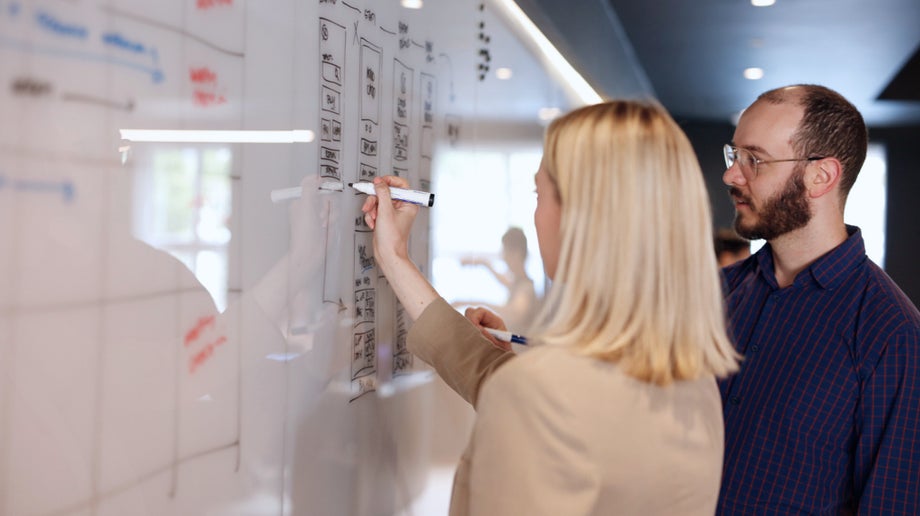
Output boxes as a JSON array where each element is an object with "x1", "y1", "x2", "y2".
[{"x1": 135, "y1": 146, "x2": 233, "y2": 310}]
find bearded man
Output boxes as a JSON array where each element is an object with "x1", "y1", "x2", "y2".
[{"x1": 717, "y1": 84, "x2": 920, "y2": 514}]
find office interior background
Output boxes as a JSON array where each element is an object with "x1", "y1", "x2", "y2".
[
  {"x1": 2, "y1": 1, "x2": 916, "y2": 514},
  {"x1": 418, "y1": 3, "x2": 918, "y2": 511},
  {"x1": 432, "y1": 0, "x2": 920, "y2": 313}
]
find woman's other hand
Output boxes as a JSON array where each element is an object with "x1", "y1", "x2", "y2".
[{"x1": 464, "y1": 306, "x2": 511, "y2": 351}]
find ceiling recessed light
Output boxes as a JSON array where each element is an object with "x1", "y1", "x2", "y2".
[
  {"x1": 495, "y1": 67, "x2": 513, "y2": 80},
  {"x1": 743, "y1": 67, "x2": 764, "y2": 80},
  {"x1": 751, "y1": 0, "x2": 775, "y2": 6},
  {"x1": 401, "y1": 0, "x2": 423, "y2": 9}
]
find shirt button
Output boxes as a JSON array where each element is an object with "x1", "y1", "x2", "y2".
[
  {"x1": 730, "y1": 396, "x2": 741, "y2": 405},
  {"x1": 750, "y1": 344, "x2": 759, "y2": 352}
]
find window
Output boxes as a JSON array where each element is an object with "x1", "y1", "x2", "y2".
[
  {"x1": 749, "y1": 143, "x2": 887, "y2": 265},
  {"x1": 134, "y1": 146, "x2": 233, "y2": 311},
  {"x1": 845, "y1": 143, "x2": 886, "y2": 266},
  {"x1": 431, "y1": 147, "x2": 545, "y2": 309}
]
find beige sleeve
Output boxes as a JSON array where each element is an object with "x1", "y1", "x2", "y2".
[{"x1": 407, "y1": 297, "x2": 515, "y2": 408}]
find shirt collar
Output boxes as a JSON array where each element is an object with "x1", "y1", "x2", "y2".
[{"x1": 754, "y1": 225, "x2": 867, "y2": 290}]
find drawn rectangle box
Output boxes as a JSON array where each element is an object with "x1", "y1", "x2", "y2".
[
  {"x1": 360, "y1": 138, "x2": 377, "y2": 156},
  {"x1": 353, "y1": 288, "x2": 376, "y2": 327},
  {"x1": 359, "y1": 39, "x2": 382, "y2": 125},
  {"x1": 320, "y1": 146, "x2": 340, "y2": 163},
  {"x1": 420, "y1": 126, "x2": 434, "y2": 161},
  {"x1": 393, "y1": 303, "x2": 413, "y2": 377},
  {"x1": 331, "y1": 119, "x2": 342, "y2": 141},
  {"x1": 320, "y1": 164, "x2": 340, "y2": 181},
  {"x1": 393, "y1": 122, "x2": 409, "y2": 153},
  {"x1": 321, "y1": 118, "x2": 333, "y2": 142},
  {"x1": 359, "y1": 164, "x2": 377, "y2": 181},
  {"x1": 322, "y1": 61, "x2": 342, "y2": 86},
  {"x1": 321, "y1": 85, "x2": 340, "y2": 115},
  {"x1": 351, "y1": 328, "x2": 376, "y2": 380}
]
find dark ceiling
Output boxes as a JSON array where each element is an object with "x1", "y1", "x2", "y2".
[{"x1": 518, "y1": 0, "x2": 920, "y2": 127}]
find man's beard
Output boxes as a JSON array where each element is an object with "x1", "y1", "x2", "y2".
[{"x1": 731, "y1": 169, "x2": 812, "y2": 241}]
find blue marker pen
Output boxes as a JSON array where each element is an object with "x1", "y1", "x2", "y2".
[{"x1": 484, "y1": 327, "x2": 528, "y2": 345}]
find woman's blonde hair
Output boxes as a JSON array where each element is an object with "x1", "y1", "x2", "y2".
[{"x1": 534, "y1": 101, "x2": 738, "y2": 385}]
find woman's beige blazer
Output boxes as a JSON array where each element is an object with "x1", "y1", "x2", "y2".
[{"x1": 408, "y1": 298, "x2": 725, "y2": 516}]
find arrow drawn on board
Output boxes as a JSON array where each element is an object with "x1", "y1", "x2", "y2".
[
  {"x1": 0, "y1": 33, "x2": 165, "y2": 83},
  {"x1": 61, "y1": 91, "x2": 135, "y2": 112},
  {"x1": 0, "y1": 175, "x2": 75, "y2": 202}
]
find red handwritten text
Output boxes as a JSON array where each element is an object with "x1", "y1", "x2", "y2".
[
  {"x1": 189, "y1": 66, "x2": 228, "y2": 107},
  {"x1": 197, "y1": 0, "x2": 233, "y2": 10},
  {"x1": 193, "y1": 90, "x2": 227, "y2": 106},
  {"x1": 184, "y1": 315, "x2": 216, "y2": 347},
  {"x1": 189, "y1": 335, "x2": 228, "y2": 374},
  {"x1": 189, "y1": 67, "x2": 217, "y2": 84}
]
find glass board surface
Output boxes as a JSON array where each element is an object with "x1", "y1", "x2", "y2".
[{"x1": 0, "y1": 1, "x2": 575, "y2": 514}]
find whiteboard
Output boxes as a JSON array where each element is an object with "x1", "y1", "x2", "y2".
[{"x1": 0, "y1": 0, "x2": 575, "y2": 514}]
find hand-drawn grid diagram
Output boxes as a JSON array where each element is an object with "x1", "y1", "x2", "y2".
[
  {"x1": 0, "y1": 2, "x2": 245, "y2": 515},
  {"x1": 357, "y1": 37, "x2": 381, "y2": 183},
  {"x1": 319, "y1": 17, "x2": 345, "y2": 183},
  {"x1": 392, "y1": 59, "x2": 412, "y2": 179},
  {"x1": 1, "y1": 0, "x2": 442, "y2": 513}
]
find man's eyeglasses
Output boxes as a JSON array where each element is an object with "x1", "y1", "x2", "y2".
[{"x1": 723, "y1": 144, "x2": 824, "y2": 180}]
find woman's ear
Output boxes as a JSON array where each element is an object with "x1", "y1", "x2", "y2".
[{"x1": 806, "y1": 157, "x2": 842, "y2": 199}]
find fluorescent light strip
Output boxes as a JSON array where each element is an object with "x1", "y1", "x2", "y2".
[
  {"x1": 119, "y1": 129, "x2": 315, "y2": 143},
  {"x1": 491, "y1": 0, "x2": 603, "y2": 105}
]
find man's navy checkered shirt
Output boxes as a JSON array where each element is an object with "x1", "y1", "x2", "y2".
[{"x1": 717, "y1": 226, "x2": 920, "y2": 514}]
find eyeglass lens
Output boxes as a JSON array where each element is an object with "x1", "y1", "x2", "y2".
[{"x1": 724, "y1": 145, "x2": 756, "y2": 178}]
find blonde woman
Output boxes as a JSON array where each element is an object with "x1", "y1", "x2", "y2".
[{"x1": 361, "y1": 101, "x2": 738, "y2": 515}]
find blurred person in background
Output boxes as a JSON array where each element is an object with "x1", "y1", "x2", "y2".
[{"x1": 452, "y1": 227, "x2": 537, "y2": 335}]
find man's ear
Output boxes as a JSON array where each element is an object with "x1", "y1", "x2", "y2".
[{"x1": 806, "y1": 157, "x2": 842, "y2": 199}]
